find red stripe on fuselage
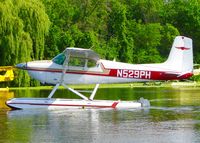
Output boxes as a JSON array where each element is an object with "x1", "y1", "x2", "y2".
[
  {"x1": 25, "y1": 67, "x2": 192, "y2": 80},
  {"x1": 109, "y1": 69, "x2": 192, "y2": 80}
]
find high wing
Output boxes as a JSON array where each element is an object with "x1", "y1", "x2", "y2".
[{"x1": 63, "y1": 47, "x2": 100, "y2": 61}]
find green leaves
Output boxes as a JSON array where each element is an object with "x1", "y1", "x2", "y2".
[
  {"x1": 1, "y1": 0, "x2": 200, "y2": 86},
  {"x1": 0, "y1": 0, "x2": 50, "y2": 86}
]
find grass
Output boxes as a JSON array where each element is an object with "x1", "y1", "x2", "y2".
[{"x1": 7, "y1": 83, "x2": 152, "y2": 90}]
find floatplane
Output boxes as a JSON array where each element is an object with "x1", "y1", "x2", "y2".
[{"x1": 6, "y1": 36, "x2": 193, "y2": 109}]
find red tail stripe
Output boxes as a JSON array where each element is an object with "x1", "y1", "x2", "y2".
[{"x1": 175, "y1": 47, "x2": 190, "y2": 50}]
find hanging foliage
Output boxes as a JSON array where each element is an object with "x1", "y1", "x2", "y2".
[{"x1": 0, "y1": 0, "x2": 50, "y2": 86}]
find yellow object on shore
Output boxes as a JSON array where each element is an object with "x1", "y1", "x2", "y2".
[
  {"x1": 193, "y1": 68, "x2": 200, "y2": 75},
  {"x1": 0, "y1": 66, "x2": 15, "y2": 82},
  {"x1": 0, "y1": 87, "x2": 9, "y2": 91}
]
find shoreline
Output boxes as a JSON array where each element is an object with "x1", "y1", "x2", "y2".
[{"x1": 3, "y1": 81, "x2": 199, "y2": 90}]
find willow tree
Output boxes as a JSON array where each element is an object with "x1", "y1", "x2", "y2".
[{"x1": 0, "y1": 0, "x2": 50, "y2": 86}]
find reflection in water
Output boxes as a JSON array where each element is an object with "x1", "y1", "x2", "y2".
[
  {"x1": 5, "y1": 108, "x2": 199, "y2": 143},
  {"x1": 6, "y1": 109, "x2": 149, "y2": 143},
  {"x1": 0, "y1": 87, "x2": 200, "y2": 142}
]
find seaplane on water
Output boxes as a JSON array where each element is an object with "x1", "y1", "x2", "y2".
[{"x1": 6, "y1": 36, "x2": 193, "y2": 109}]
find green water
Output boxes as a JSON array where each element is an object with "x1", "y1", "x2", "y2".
[{"x1": 1, "y1": 86, "x2": 200, "y2": 143}]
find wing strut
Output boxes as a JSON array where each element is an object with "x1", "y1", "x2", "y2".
[{"x1": 47, "y1": 50, "x2": 99, "y2": 100}]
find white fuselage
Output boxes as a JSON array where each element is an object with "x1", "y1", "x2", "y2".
[
  {"x1": 16, "y1": 36, "x2": 194, "y2": 85},
  {"x1": 23, "y1": 59, "x2": 192, "y2": 85}
]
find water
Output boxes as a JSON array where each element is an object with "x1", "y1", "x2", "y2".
[{"x1": 1, "y1": 86, "x2": 200, "y2": 143}]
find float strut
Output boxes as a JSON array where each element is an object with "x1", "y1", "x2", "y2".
[
  {"x1": 48, "y1": 83, "x2": 60, "y2": 98},
  {"x1": 89, "y1": 84, "x2": 99, "y2": 100},
  {"x1": 62, "y1": 84, "x2": 89, "y2": 100}
]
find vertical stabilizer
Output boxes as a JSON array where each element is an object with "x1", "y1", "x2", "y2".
[{"x1": 164, "y1": 36, "x2": 193, "y2": 73}]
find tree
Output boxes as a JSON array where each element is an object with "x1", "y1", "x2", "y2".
[
  {"x1": 125, "y1": 0, "x2": 164, "y2": 23},
  {"x1": 159, "y1": 23, "x2": 180, "y2": 61},
  {"x1": 107, "y1": 1, "x2": 134, "y2": 63},
  {"x1": 0, "y1": 0, "x2": 50, "y2": 86},
  {"x1": 161, "y1": 0, "x2": 200, "y2": 63},
  {"x1": 130, "y1": 22, "x2": 162, "y2": 63},
  {"x1": 42, "y1": 0, "x2": 108, "y2": 58}
]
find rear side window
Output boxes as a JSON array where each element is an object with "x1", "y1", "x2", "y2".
[{"x1": 87, "y1": 59, "x2": 96, "y2": 67}]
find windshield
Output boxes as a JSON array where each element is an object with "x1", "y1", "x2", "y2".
[{"x1": 52, "y1": 53, "x2": 66, "y2": 65}]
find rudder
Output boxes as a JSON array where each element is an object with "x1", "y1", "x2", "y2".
[{"x1": 164, "y1": 36, "x2": 193, "y2": 73}]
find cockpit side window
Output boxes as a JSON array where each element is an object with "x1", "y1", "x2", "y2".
[
  {"x1": 52, "y1": 53, "x2": 66, "y2": 65},
  {"x1": 52, "y1": 52, "x2": 98, "y2": 70},
  {"x1": 68, "y1": 57, "x2": 85, "y2": 67}
]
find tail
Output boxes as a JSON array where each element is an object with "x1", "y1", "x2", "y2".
[{"x1": 164, "y1": 36, "x2": 193, "y2": 75}]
